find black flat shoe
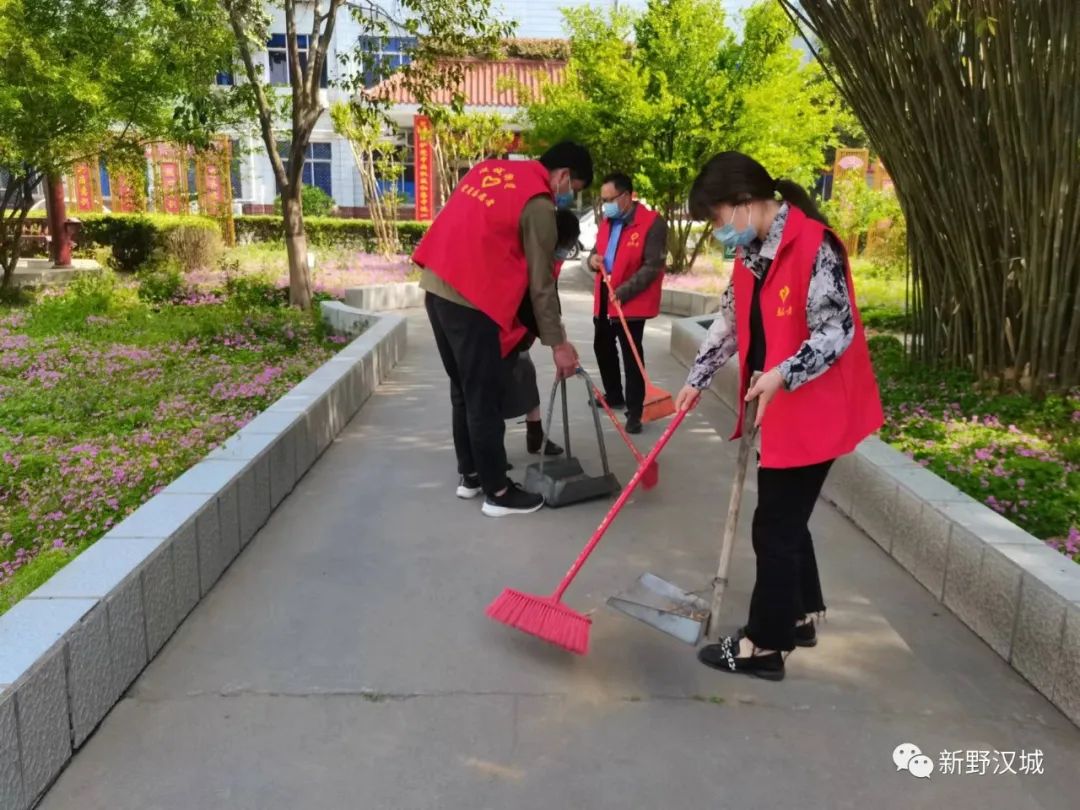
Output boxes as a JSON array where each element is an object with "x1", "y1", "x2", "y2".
[
  {"x1": 737, "y1": 620, "x2": 817, "y2": 648},
  {"x1": 698, "y1": 635, "x2": 785, "y2": 681}
]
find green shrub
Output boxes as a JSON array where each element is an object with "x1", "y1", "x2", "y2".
[
  {"x1": 273, "y1": 185, "x2": 336, "y2": 217},
  {"x1": 77, "y1": 214, "x2": 224, "y2": 273},
  {"x1": 163, "y1": 221, "x2": 223, "y2": 273},
  {"x1": 137, "y1": 260, "x2": 186, "y2": 304},
  {"x1": 234, "y1": 216, "x2": 429, "y2": 252}
]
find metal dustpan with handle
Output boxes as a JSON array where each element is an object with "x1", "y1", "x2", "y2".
[
  {"x1": 606, "y1": 376, "x2": 761, "y2": 644},
  {"x1": 524, "y1": 368, "x2": 620, "y2": 508}
]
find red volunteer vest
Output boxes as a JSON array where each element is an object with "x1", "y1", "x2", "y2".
[
  {"x1": 593, "y1": 205, "x2": 665, "y2": 318},
  {"x1": 412, "y1": 159, "x2": 552, "y2": 356},
  {"x1": 731, "y1": 205, "x2": 884, "y2": 468},
  {"x1": 498, "y1": 259, "x2": 566, "y2": 357}
]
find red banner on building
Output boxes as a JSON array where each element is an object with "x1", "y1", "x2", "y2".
[
  {"x1": 414, "y1": 115, "x2": 435, "y2": 221},
  {"x1": 111, "y1": 170, "x2": 143, "y2": 213},
  {"x1": 150, "y1": 144, "x2": 186, "y2": 215},
  {"x1": 72, "y1": 162, "x2": 101, "y2": 213}
]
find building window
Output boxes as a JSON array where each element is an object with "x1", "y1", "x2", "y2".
[
  {"x1": 374, "y1": 129, "x2": 414, "y2": 204},
  {"x1": 278, "y1": 141, "x2": 333, "y2": 197},
  {"x1": 216, "y1": 71, "x2": 234, "y2": 86},
  {"x1": 267, "y1": 34, "x2": 328, "y2": 88},
  {"x1": 359, "y1": 36, "x2": 415, "y2": 87},
  {"x1": 99, "y1": 158, "x2": 111, "y2": 199},
  {"x1": 230, "y1": 139, "x2": 243, "y2": 200}
]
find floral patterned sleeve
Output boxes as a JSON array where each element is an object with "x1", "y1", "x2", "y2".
[
  {"x1": 686, "y1": 283, "x2": 738, "y2": 390},
  {"x1": 777, "y1": 234, "x2": 855, "y2": 391}
]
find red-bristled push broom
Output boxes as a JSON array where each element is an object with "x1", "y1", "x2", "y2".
[{"x1": 485, "y1": 408, "x2": 689, "y2": 654}]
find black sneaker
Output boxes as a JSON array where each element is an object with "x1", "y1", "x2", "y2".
[
  {"x1": 481, "y1": 481, "x2": 544, "y2": 517},
  {"x1": 697, "y1": 634, "x2": 785, "y2": 681},
  {"x1": 625, "y1": 414, "x2": 643, "y2": 435},
  {"x1": 456, "y1": 473, "x2": 482, "y2": 500}
]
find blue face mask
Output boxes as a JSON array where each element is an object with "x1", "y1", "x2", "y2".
[
  {"x1": 602, "y1": 201, "x2": 621, "y2": 220},
  {"x1": 554, "y1": 247, "x2": 572, "y2": 261},
  {"x1": 554, "y1": 174, "x2": 575, "y2": 209},
  {"x1": 713, "y1": 207, "x2": 757, "y2": 248}
]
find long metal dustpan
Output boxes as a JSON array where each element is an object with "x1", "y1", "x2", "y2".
[
  {"x1": 606, "y1": 376, "x2": 761, "y2": 644},
  {"x1": 524, "y1": 368, "x2": 620, "y2": 508}
]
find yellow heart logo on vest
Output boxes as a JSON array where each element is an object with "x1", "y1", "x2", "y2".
[
  {"x1": 779, "y1": 285, "x2": 790, "y2": 303},
  {"x1": 480, "y1": 175, "x2": 502, "y2": 189}
]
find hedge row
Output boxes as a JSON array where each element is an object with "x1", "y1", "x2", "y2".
[
  {"x1": 234, "y1": 216, "x2": 430, "y2": 251},
  {"x1": 65, "y1": 214, "x2": 431, "y2": 272},
  {"x1": 75, "y1": 214, "x2": 222, "y2": 273}
]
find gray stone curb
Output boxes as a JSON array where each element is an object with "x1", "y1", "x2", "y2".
[
  {"x1": 0, "y1": 304, "x2": 405, "y2": 810},
  {"x1": 670, "y1": 314, "x2": 1080, "y2": 728},
  {"x1": 573, "y1": 261, "x2": 721, "y2": 317},
  {"x1": 344, "y1": 281, "x2": 425, "y2": 311}
]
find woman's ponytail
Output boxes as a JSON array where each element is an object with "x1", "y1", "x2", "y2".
[{"x1": 774, "y1": 178, "x2": 829, "y2": 226}]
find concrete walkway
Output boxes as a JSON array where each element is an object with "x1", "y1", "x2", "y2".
[{"x1": 39, "y1": 267, "x2": 1080, "y2": 810}]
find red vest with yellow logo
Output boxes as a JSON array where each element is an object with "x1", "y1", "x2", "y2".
[
  {"x1": 594, "y1": 205, "x2": 665, "y2": 319},
  {"x1": 731, "y1": 205, "x2": 883, "y2": 468},
  {"x1": 412, "y1": 159, "x2": 552, "y2": 356}
]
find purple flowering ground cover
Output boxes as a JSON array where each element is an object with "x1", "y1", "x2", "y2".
[
  {"x1": 0, "y1": 272, "x2": 343, "y2": 614},
  {"x1": 869, "y1": 337, "x2": 1080, "y2": 561}
]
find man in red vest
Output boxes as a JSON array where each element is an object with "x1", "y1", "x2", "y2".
[
  {"x1": 412, "y1": 142, "x2": 593, "y2": 517},
  {"x1": 586, "y1": 173, "x2": 667, "y2": 434}
]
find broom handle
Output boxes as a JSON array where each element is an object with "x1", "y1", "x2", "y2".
[
  {"x1": 592, "y1": 385, "x2": 645, "y2": 464},
  {"x1": 603, "y1": 272, "x2": 654, "y2": 387},
  {"x1": 552, "y1": 408, "x2": 688, "y2": 600},
  {"x1": 707, "y1": 373, "x2": 761, "y2": 641}
]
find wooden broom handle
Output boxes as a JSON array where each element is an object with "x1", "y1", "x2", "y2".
[{"x1": 707, "y1": 372, "x2": 761, "y2": 641}]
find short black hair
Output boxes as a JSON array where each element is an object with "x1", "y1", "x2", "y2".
[
  {"x1": 555, "y1": 209, "x2": 580, "y2": 249},
  {"x1": 539, "y1": 141, "x2": 594, "y2": 187},
  {"x1": 601, "y1": 172, "x2": 633, "y2": 194}
]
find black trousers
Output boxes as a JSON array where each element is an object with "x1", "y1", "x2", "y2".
[
  {"x1": 425, "y1": 293, "x2": 510, "y2": 496},
  {"x1": 745, "y1": 460, "x2": 833, "y2": 652},
  {"x1": 593, "y1": 296, "x2": 646, "y2": 418}
]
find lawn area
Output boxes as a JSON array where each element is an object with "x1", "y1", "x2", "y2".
[
  {"x1": 0, "y1": 272, "x2": 345, "y2": 614},
  {"x1": 206, "y1": 244, "x2": 417, "y2": 299}
]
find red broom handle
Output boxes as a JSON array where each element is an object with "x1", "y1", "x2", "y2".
[
  {"x1": 593, "y1": 385, "x2": 646, "y2": 464},
  {"x1": 552, "y1": 407, "x2": 688, "y2": 600},
  {"x1": 603, "y1": 273, "x2": 655, "y2": 388}
]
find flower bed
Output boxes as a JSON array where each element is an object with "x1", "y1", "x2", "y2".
[
  {"x1": 870, "y1": 336, "x2": 1080, "y2": 560},
  {"x1": 209, "y1": 246, "x2": 416, "y2": 300},
  {"x1": 0, "y1": 273, "x2": 344, "y2": 613}
]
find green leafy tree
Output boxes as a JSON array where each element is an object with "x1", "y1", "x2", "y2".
[
  {"x1": 0, "y1": 0, "x2": 236, "y2": 288},
  {"x1": 523, "y1": 0, "x2": 844, "y2": 271},
  {"x1": 222, "y1": 0, "x2": 512, "y2": 309},
  {"x1": 430, "y1": 111, "x2": 516, "y2": 204}
]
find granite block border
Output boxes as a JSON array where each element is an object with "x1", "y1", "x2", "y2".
[
  {"x1": 344, "y1": 281, "x2": 425, "y2": 311},
  {"x1": 0, "y1": 303, "x2": 405, "y2": 809},
  {"x1": 573, "y1": 261, "x2": 721, "y2": 317},
  {"x1": 671, "y1": 313, "x2": 1080, "y2": 728}
]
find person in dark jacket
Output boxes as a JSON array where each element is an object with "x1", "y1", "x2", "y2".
[{"x1": 502, "y1": 210, "x2": 582, "y2": 456}]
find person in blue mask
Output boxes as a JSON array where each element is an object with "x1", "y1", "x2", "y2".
[{"x1": 586, "y1": 173, "x2": 668, "y2": 434}]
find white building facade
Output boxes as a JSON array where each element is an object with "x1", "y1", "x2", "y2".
[{"x1": 230, "y1": 0, "x2": 647, "y2": 215}]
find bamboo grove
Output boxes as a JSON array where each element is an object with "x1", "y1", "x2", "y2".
[{"x1": 780, "y1": 0, "x2": 1080, "y2": 392}]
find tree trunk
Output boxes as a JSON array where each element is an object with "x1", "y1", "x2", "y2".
[
  {"x1": 281, "y1": 188, "x2": 312, "y2": 310},
  {"x1": 45, "y1": 174, "x2": 71, "y2": 268}
]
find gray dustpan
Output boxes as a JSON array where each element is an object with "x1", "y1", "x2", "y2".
[
  {"x1": 524, "y1": 369, "x2": 620, "y2": 508},
  {"x1": 606, "y1": 376, "x2": 761, "y2": 644}
]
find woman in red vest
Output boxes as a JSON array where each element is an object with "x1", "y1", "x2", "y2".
[{"x1": 676, "y1": 152, "x2": 883, "y2": 681}]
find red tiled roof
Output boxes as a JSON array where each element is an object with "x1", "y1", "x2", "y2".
[{"x1": 372, "y1": 59, "x2": 565, "y2": 108}]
